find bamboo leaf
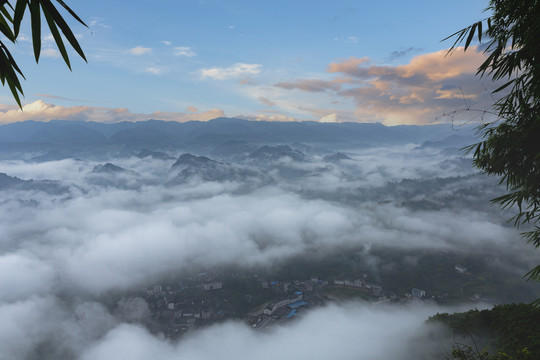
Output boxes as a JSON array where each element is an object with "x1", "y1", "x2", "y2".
[
  {"x1": 0, "y1": 4, "x2": 13, "y2": 22},
  {"x1": 13, "y1": 0, "x2": 27, "y2": 36},
  {"x1": 464, "y1": 23, "x2": 477, "y2": 51},
  {"x1": 29, "y1": 0, "x2": 41, "y2": 62},
  {"x1": 1, "y1": 42, "x2": 25, "y2": 77},
  {"x1": 41, "y1": 2, "x2": 70, "y2": 69},
  {"x1": 477, "y1": 20, "x2": 482, "y2": 43},
  {"x1": 40, "y1": 0, "x2": 86, "y2": 62},
  {"x1": 56, "y1": 0, "x2": 86, "y2": 26}
]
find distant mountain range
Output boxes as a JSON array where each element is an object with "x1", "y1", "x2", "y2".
[
  {"x1": 0, "y1": 118, "x2": 477, "y2": 160},
  {"x1": 0, "y1": 172, "x2": 68, "y2": 194}
]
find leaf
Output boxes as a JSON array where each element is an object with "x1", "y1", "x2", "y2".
[
  {"x1": 13, "y1": 0, "x2": 27, "y2": 36},
  {"x1": 41, "y1": 2, "x2": 70, "y2": 69},
  {"x1": 0, "y1": 8, "x2": 16, "y2": 41},
  {"x1": 0, "y1": 45, "x2": 24, "y2": 108},
  {"x1": 0, "y1": 3, "x2": 13, "y2": 23},
  {"x1": 2, "y1": 42, "x2": 25, "y2": 77},
  {"x1": 56, "y1": 0, "x2": 87, "y2": 26},
  {"x1": 40, "y1": 0, "x2": 86, "y2": 62},
  {"x1": 29, "y1": 0, "x2": 41, "y2": 62},
  {"x1": 464, "y1": 22, "x2": 477, "y2": 51},
  {"x1": 477, "y1": 20, "x2": 482, "y2": 43},
  {"x1": 492, "y1": 78, "x2": 515, "y2": 93}
]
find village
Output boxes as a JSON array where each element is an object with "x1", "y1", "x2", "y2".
[{"x1": 140, "y1": 265, "x2": 473, "y2": 338}]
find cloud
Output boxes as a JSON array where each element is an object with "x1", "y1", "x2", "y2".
[
  {"x1": 0, "y1": 142, "x2": 536, "y2": 359},
  {"x1": 0, "y1": 100, "x2": 225, "y2": 124},
  {"x1": 81, "y1": 304, "x2": 450, "y2": 360},
  {"x1": 327, "y1": 56, "x2": 369, "y2": 74},
  {"x1": 34, "y1": 94, "x2": 87, "y2": 102},
  {"x1": 199, "y1": 63, "x2": 262, "y2": 80},
  {"x1": 389, "y1": 47, "x2": 423, "y2": 60},
  {"x1": 319, "y1": 113, "x2": 338, "y2": 123},
  {"x1": 257, "y1": 97, "x2": 276, "y2": 107},
  {"x1": 274, "y1": 79, "x2": 342, "y2": 93},
  {"x1": 185, "y1": 106, "x2": 198, "y2": 113},
  {"x1": 141, "y1": 67, "x2": 167, "y2": 75},
  {"x1": 153, "y1": 108, "x2": 225, "y2": 122},
  {"x1": 334, "y1": 36, "x2": 359, "y2": 44},
  {"x1": 275, "y1": 48, "x2": 499, "y2": 125},
  {"x1": 253, "y1": 113, "x2": 298, "y2": 122},
  {"x1": 174, "y1": 46, "x2": 196, "y2": 57},
  {"x1": 129, "y1": 46, "x2": 152, "y2": 55},
  {"x1": 42, "y1": 48, "x2": 60, "y2": 58},
  {"x1": 161, "y1": 40, "x2": 172, "y2": 46},
  {"x1": 88, "y1": 17, "x2": 110, "y2": 29}
]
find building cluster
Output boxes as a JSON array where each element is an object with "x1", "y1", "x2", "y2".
[{"x1": 142, "y1": 268, "x2": 461, "y2": 337}]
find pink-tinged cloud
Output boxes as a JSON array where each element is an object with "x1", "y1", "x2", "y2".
[
  {"x1": 257, "y1": 97, "x2": 276, "y2": 107},
  {"x1": 327, "y1": 57, "x2": 369, "y2": 74},
  {"x1": 277, "y1": 47, "x2": 501, "y2": 125},
  {"x1": 0, "y1": 100, "x2": 225, "y2": 124},
  {"x1": 274, "y1": 79, "x2": 342, "y2": 93}
]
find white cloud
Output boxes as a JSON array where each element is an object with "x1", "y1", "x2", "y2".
[
  {"x1": 89, "y1": 17, "x2": 110, "y2": 28},
  {"x1": 42, "y1": 48, "x2": 60, "y2": 58},
  {"x1": 199, "y1": 63, "x2": 262, "y2": 80},
  {"x1": 18, "y1": 33, "x2": 30, "y2": 42},
  {"x1": 161, "y1": 40, "x2": 172, "y2": 46},
  {"x1": 129, "y1": 46, "x2": 152, "y2": 55},
  {"x1": 174, "y1": 46, "x2": 196, "y2": 57},
  {"x1": 141, "y1": 67, "x2": 166, "y2": 75},
  {"x1": 0, "y1": 144, "x2": 533, "y2": 359},
  {"x1": 81, "y1": 304, "x2": 452, "y2": 360},
  {"x1": 42, "y1": 33, "x2": 54, "y2": 43},
  {"x1": 319, "y1": 113, "x2": 338, "y2": 123}
]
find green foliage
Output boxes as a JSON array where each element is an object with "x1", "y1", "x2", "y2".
[
  {"x1": 0, "y1": 0, "x2": 86, "y2": 107},
  {"x1": 430, "y1": 303, "x2": 540, "y2": 359},
  {"x1": 446, "y1": 0, "x2": 540, "y2": 281},
  {"x1": 447, "y1": 344, "x2": 530, "y2": 360}
]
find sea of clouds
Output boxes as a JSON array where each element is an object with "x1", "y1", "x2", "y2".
[{"x1": 0, "y1": 145, "x2": 535, "y2": 360}]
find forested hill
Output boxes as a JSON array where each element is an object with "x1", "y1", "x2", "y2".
[{"x1": 429, "y1": 304, "x2": 540, "y2": 359}]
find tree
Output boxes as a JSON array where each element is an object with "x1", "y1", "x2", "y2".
[
  {"x1": 0, "y1": 0, "x2": 86, "y2": 107},
  {"x1": 445, "y1": 0, "x2": 540, "y2": 283}
]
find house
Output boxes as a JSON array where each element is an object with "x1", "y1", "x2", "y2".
[
  {"x1": 202, "y1": 281, "x2": 223, "y2": 291},
  {"x1": 411, "y1": 288, "x2": 425, "y2": 299},
  {"x1": 371, "y1": 285, "x2": 383, "y2": 297}
]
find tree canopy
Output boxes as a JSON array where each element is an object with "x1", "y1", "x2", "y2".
[
  {"x1": 0, "y1": 0, "x2": 86, "y2": 107},
  {"x1": 446, "y1": 0, "x2": 540, "y2": 283},
  {"x1": 430, "y1": 303, "x2": 540, "y2": 360}
]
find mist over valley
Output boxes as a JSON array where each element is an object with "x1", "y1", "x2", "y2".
[{"x1": 0, "y1": 119, "x2": 537, "y2": 359}]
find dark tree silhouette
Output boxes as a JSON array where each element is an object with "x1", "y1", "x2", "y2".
[
  {"x1": 0, "y1": 0, "x2": 86, "y2": 107},
  {"x1": 446, "y1": 0, "x2": 540, "y2": 283}
]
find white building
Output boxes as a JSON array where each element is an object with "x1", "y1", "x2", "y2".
[{"x1": 203, "y1": 281, "x2": 223, "y2": 291}]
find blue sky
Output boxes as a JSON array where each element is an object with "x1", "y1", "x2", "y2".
[{"x1": 0, "y1": 0, "x2": 492, "y2": 125}]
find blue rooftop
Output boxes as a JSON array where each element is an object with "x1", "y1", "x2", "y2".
[
  {"x1": 286, "y1": 309, "x2": 297, "y2": 319},
  {"x1": 287, "y1": 300, "x2": 309, "y2": 309}
]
